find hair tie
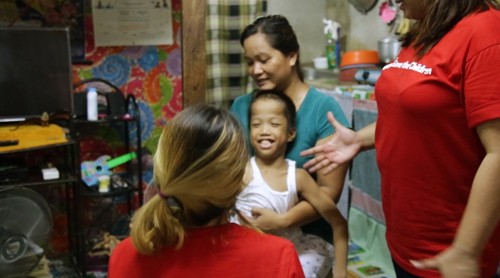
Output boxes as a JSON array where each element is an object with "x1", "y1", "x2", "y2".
[
  {"x1": 158, "y1": 192, "x2": 182, "y2": 210},
  {"x1": 158, "y1": 191, "x2": 169, "y2": 199}
]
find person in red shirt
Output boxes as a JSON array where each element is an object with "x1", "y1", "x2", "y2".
[
  {"x1": 301, "y1": 0, "x2": 500, "y2": 277},
  {"x1": 108, "y1": 105, "x2": 304, "y2": 278}
]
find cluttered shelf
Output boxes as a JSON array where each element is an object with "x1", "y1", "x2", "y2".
[
  {"x1": 73, "y1": 115, "x2": 139, "y2": 125},
  {"x1": 0, "y1": 124, "x2": 78, "y2": 188},
  {"x1": 0, "y1": 124, "x2": 73, "y2": 154},
  {"x1": 79, "y1": 173, "x2": 140, "y2": 198}
]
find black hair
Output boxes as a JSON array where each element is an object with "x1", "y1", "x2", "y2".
[
  {"x1": 248, "y1": 89, "x2": 296, "y2": 134},
  {"x1": 240, "y1": 14, "x2": 304, "y2": 82}
]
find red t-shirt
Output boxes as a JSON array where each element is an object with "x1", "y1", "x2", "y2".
[
  {"x1": 108, "y1": 223, "x2": 305, "y2": 278},
  {"x1": 375, "y1": 7, "x2": 500, "y2": 277}
]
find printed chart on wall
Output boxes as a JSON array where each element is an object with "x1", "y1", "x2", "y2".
[{"x1": 91, "y1": 0, "x2": 173, "y2": 46}]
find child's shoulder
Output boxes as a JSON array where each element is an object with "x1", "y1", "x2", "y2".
[
  {"x1": 242, "y1": 161, "x2": 253, "y2": 185},
  {"x1": 295, "y1": 167, "x2": 315, "y2": 184}
]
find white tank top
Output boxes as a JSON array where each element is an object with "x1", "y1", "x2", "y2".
[{"x1": 234, "y1": 157, "x2": 302, "y2": 241}]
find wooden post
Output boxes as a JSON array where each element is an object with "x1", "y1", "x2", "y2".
[{"x1": 181, "y1": 0, "x2": 206, "y2": 106}]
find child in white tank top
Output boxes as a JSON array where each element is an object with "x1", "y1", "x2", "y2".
[{"x1": 231, "y1": 90, "x2": 348, "y2": 278}]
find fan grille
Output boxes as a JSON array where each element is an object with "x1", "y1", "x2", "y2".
[{"x1": 0, "y1": 187, "x2": 53, "y2": 276}]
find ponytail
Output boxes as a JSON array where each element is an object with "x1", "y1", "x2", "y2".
[{"x1": 131, "y1": 194, "x2": 185, "y2": 254}]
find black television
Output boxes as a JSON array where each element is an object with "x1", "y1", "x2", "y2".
[{"x1": 0, "y1": 27, "x2": 74, "y2": 123}]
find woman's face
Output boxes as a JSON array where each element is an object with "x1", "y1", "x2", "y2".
[
  {"x1": 396, "y1": 0, "x2": 427, "y2": 20},
  {"x1": 243, "y1": 33, "x2": 297, "y2": 91}
]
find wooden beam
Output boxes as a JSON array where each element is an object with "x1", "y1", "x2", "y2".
[{"x1": 181, "y1": 0, "x2": 206, "y2": 106}]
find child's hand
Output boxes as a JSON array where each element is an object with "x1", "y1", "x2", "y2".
[{"x1": 244, "y1": 207, "x2": 285, "y2": 232}]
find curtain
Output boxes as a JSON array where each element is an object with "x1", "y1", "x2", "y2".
[{"x1": 206, "y1": 0, "x2": 267, "y2": 108}]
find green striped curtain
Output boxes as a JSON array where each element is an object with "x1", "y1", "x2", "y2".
[{"x1": 206, "y1": 0, "x2": 267, "y2": 108}]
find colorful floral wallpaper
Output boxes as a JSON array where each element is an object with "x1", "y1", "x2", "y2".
[{"x1": 72, "y1": 0, "x2": 182, "y2": 186}]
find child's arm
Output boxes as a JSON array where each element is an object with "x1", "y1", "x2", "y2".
[{"x1": 296, "y1": 169, "x2": 348, "y2": 278}]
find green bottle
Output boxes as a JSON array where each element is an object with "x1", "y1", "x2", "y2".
[{"x1": 325, "y1": 31, "x2": 337, "y2": 70}]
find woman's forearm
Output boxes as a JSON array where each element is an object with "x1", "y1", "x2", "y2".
[
  {"x1": 452, "y1": 153, "x2": 500, "y2": 256},
  {"x1": 453, "y1": 120, "x2": 500, "y2": 256},
  {"x1": 357, "y1": 122, "x2": 376, "y2": 152}
]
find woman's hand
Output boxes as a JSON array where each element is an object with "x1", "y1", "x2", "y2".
[
  {"x1": 301, "y1": 112, "x2": 361, "y2": 174},
  {"x1": 410, "y1": 245, "x2": 480, "y2": 278},
  {"x1": 240, "y1": 207, "x2": 287, "y2": 232}
]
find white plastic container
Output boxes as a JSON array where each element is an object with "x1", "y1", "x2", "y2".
[
  {"x1": 87, "y1": 87, "x2": 98, "y2": 121},
  {"x1": 313, "y1": 57, "x2": 328, "y2": 69}
]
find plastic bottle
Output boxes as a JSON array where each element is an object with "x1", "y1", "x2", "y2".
[
  {"x1": 323, "y1": 19, "x2": 341, "y2": 70},
  {"x1": 325, "y1": 31, "x2": 337, "y2": 70},
  {"x1": 87, "y1": 87, "x2": 98, "y2": 121}
]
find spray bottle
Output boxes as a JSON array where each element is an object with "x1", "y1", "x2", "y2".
[{"x1": 323, "y1": 19, "x2": 341, "y2": 70}]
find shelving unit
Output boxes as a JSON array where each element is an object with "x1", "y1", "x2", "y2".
[
  {"x1": 73, "y1": 94, "x2": 143, "y2": 275},
  {"x1": 0, "y1": 122, "x2": 81, "y2": 277}
]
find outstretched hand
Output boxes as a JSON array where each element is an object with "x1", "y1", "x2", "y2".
[
  {"x1": 301, "y1": 112, "x2": 360, "y2": 174},
  {"x1": 410, "y1": 245, "x2": 480, "y2": 278}
]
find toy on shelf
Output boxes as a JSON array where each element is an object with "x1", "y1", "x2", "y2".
[{"x1": 80, "y1": 152, "x2": 137, "y2": 186}]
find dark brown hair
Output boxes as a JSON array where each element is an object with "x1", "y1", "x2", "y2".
[{"x1": 402, "y1": 0, "x2": 499, "y2": 58}]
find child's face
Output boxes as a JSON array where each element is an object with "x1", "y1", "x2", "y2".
[{"x1": 249, "y1": 98, "x2": 296, "y2": 160}]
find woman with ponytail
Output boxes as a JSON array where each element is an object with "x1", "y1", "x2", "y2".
[{"x1": 108, "y1": 105, "x2": 305, "y2": 278}]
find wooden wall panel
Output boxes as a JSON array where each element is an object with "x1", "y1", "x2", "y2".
[{"x1": 182, "y1": 0, "x2": 206, "y2": 106}]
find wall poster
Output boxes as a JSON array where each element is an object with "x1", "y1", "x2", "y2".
[{"x1": 91, "y1": 0, "x2": 173, "y2": 46}]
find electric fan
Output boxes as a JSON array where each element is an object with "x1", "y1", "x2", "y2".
[{"x1": 0, "y1": 187, "x2": 53, "y2": 278}]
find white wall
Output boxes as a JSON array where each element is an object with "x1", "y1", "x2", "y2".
[
  {"x1": 345, "y1": 1, "x2": 391, "y2": 51},
  {"x1": 267, "y1": 0, "x2": 327, "y2": 64},
  {"x1": 268, "y1": 0, "x2": 392, "y2": 64}
]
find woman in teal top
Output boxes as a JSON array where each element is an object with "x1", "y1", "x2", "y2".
[{"x1": 230, "y1": 15, "x2": 349, "y2": 243}]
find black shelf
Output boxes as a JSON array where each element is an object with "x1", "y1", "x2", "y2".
[
  {"x1": 0, "y1": 121, "x2": 81, "y2": 277},
  {"x1": 72, "y1": 91, "x2": 143, "y2": 276},
  {"x1": 80, "y1": 173, "x2": 139, "y2": 198},
  {"x1": 0, "y1": 173, "x2": 78, "y2": 188},
  {"x1": 0, "y1": 140, "x2": 76, "y2": 155},
  {"x1": 73, "y1": 115, "x2": 139, "y2": 124}
]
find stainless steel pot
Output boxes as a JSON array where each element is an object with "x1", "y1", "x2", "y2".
[{"x1": 378, "y1": 35, "x2": 401, "y2": 64}]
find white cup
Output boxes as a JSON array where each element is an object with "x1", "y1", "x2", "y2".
[{"x1": 313, "y1": 57, "x2": 328, "y2": 69}]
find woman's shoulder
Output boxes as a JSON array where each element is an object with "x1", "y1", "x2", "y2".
[
  {"x1": 230, "y1": 93, "x2": 252, "y2": 118},
  {"x1": 456, "y1": 8, "x2": 500, "y2": 39},
  {"x1": 303, "y1": 86, "x2": 347, "y2": 121},
  {"x1": 230, "y1": 223, "x2": 293, "y2": 245},
  {"x1": 450, "y1": 8, "x2": 500, "y2": 60},
  {"x1": 231, "y1": 93, "x2": 253, "y2": 107},
  {"x1": 305, "y1": 86, "x2": 340, "y2": 105},
  {"x1": 109, "y1": 237, "x2": 134, "y2": 264}
]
